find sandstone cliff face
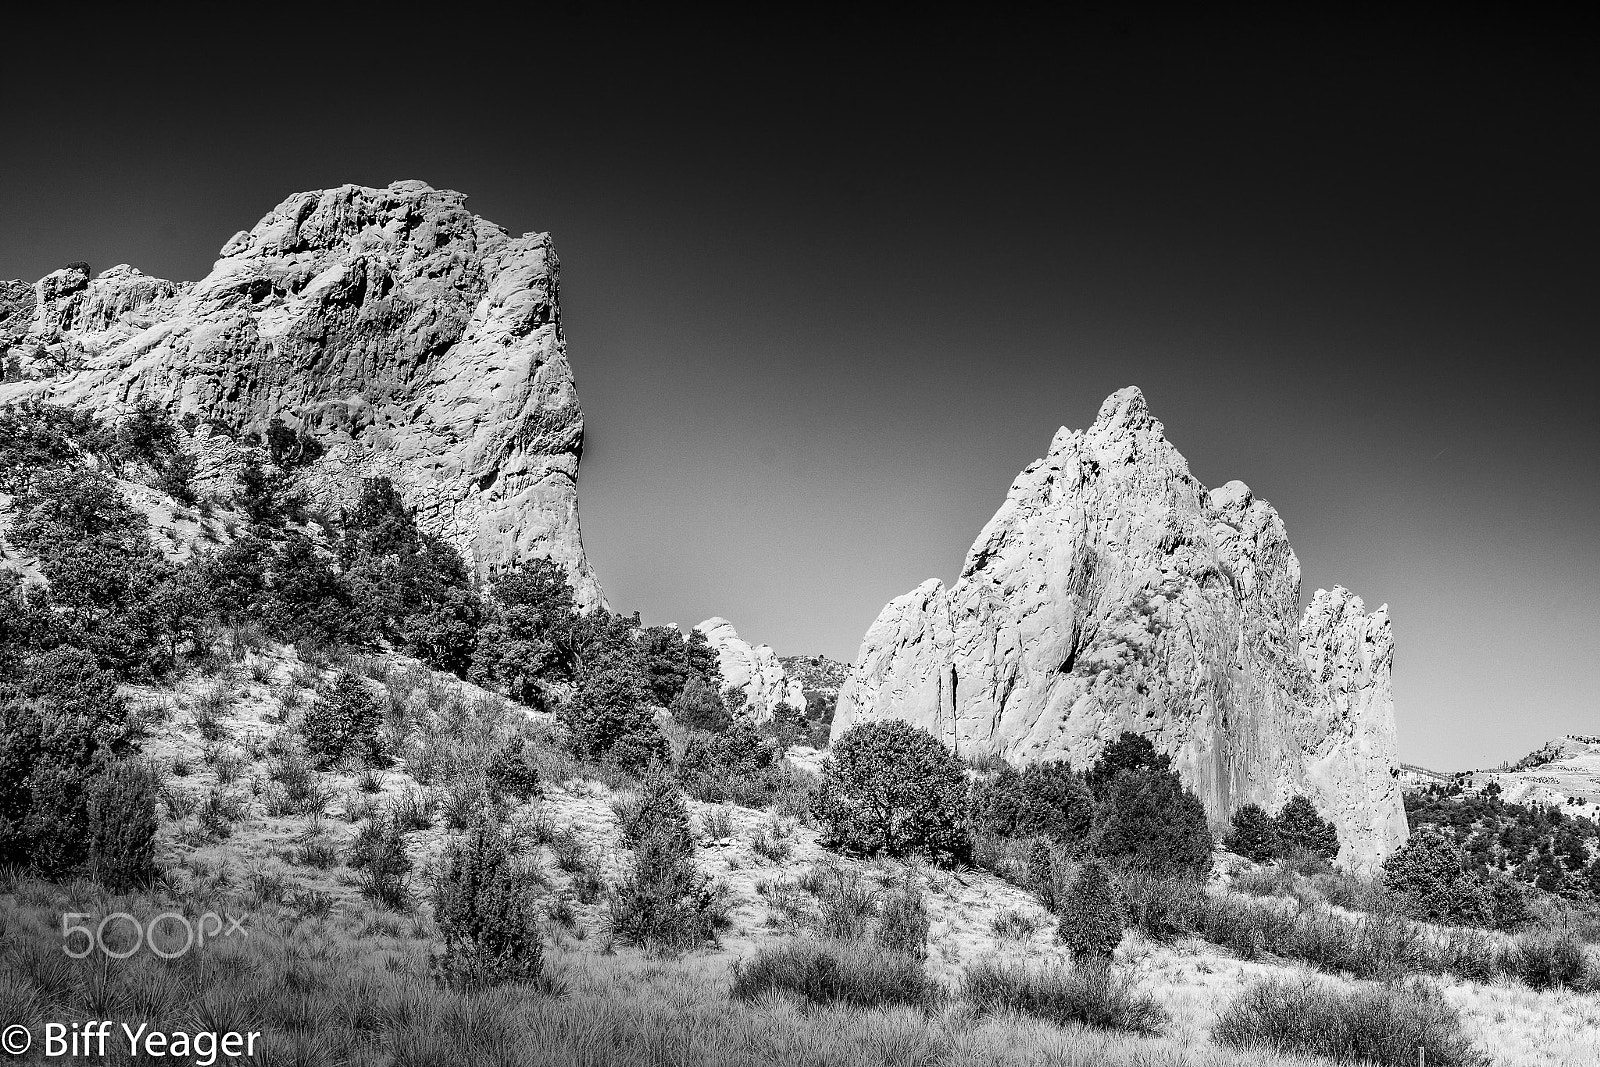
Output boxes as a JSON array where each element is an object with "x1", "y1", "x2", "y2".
[
  {"x1": 695, "y1": 617, "x2": 806, "y2": 723},
  {"x1": 0, "y1": 181, "x2": 603, "y2": 608},
  {"x1": 834, "y1": 387, "x2": 1407, "y2": 870}
]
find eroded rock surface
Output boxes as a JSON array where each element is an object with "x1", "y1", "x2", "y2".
[
  {"x1": 695, "y1": 617, "x2": 806, "y2": 723},
  {"x1": 835, "y1": 387, "x2": 1407, "y2": 870},
  {"x1": 0, "y1": 181, "x2": 603, "y2": 608}
]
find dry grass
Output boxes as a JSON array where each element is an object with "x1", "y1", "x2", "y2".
[{"x1": 0, "y1": 873, "x2": 1319, "y2": 1067}]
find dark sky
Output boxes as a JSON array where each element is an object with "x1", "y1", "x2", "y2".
[{"x1": 3, "y1": 17, "x2": 1595, "y2": 770}]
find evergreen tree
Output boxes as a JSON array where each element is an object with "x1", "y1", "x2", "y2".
[
  {"x1": 1274, "y1": 794, "x2": 1340, "y2": 860},
  {"x1": 1014, "y1": 761, "x2": 1096, "y2": 844},
  {"x1": 87, "y1": 760, "x2": 159, "y2": 890},
  {"x1": 1092, "y1": 764, "x2": 1214, "y2": 880},
  {"x1": 1224, "y1": 803, "x2": 1283, "y2": 862},
  {"x1": 1084, "y1": 732, "x2": 1171, "y2": 796},
  {"x1": 813, "y1": 719, "x2": 970, "y2": 864},
  {"x1": 684, "y1": 627, "x2": 722, "y2": 689},
  {"x1": 432, "y1": 816, "x2": 547, "y2": 989},
  {"x1": 558, "y1": 656, "x2": 659, "y2": 762},
  {"x1": 670, "y1": 672, "x2": 731, "y2": 732},
  {"x1": 639, "y1": 625, "x2": 691, "y2": 706},
  {"x1": 1057, "y1": 860, "x2": 1126, "y2": 963}
]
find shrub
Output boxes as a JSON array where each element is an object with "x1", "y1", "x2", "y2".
[
  {"x1": 432, "y1": 816, "x2": 553, "y2": 990},
  {"x1": 1234, "y1": 863, "x2": 1300, "y2": 900},
  {"x1": 86, "y1": 761, "x2": 159, "y2": 891},
  {"x1": 603, "y1": 723, "x2": 672, "y2": 775},
  {"x1": 22, "y1": 764, "x2": 91, "y2": 874},
  {"x1": 615, "y1": 764, "x2": 694, "y2": 854},
  {"x1": 1274, "y1": 794, "x2": 1341, "y2": 860},
  {"x1": 608, "y1": 832, "x2": 730, "y2": 953},
  {"x1": 1213, "y1": 976, "x2": 1488, "y2": 1066},
  {"x1": 440, "y1": 778, "x2": 500, "y2": 831},
  {"x1": 990, "y1": 908, "x2": 1044, "y2": 941},
  {"x1": 1, "y1": 649, "x2": 139, "y2": 870},
  {"x1": 1057, "y1": 860, "x2": 1126, "y2": 962},
  {"x1": 730, "y1": 938, "x2": 942, "y2": 1011},
  {"x1": 485, "y1": 736, "x2": 541, "y2": 801},
  {"x1": 262, "y1": 533, "x2": 362, "y2": 645},
  {"x1": 1503, "y1": 928, "x2": 1592, "y2": 990},
  {"x1": 961, "y1": 959, "x2": 1166, "y2": 1034},
  {"x1": 751, "y1": 819, "x2": 795, "y2": 862},
  {"x1": 876, "y1": 880, "x2": 930, "y2": 958},
  {"x1": 679, "y1": 718, "x2": 783, "y2": 804},
  {"x1": 300, "y1": 671, "x2": 384, "y2": 768},
  {"x1": 813, "y1": 720, "x2": 970, "y2": 864},
  {"x1": 1224, "y1": 803, "x2": 1282, "y2": 862},
  {"x1": 812, "y1": 868, "x2": 881, "y2": 941},
  {"x1": 391, "y1": 789, "x2": 435, "y2": 832},
  {"x1": 701, "y1": 804, "x2": 736, "y2": 842},
  {"x1": 549, "y1": 829, "x2": 592, "y2": 874},
  {"x1": 353, "y1": 816, "x2": 412, "y2": 909}
]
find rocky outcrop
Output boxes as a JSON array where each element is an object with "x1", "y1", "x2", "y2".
[
  {"x1": 779, "y1": 654, "x2": 851, "y2": 701},
  {"x1": 695, "y1": 617, "x2": 806, "y2": 723},
  {"x1": 834, "y1": 387, "x2": 1407, "y2": 870},
  {"x1": 0, "y1": 181, "x2": 603, "y2": 608}
]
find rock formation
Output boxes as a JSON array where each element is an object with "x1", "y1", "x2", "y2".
[
  {"x1": 834, "y1": 387, "x2": 1407, "y2": 870},
  {"x1": 0, "y1": 181, "x2": 603, "y2": 608},
  {"x1": 695, "y1": 617, "x2": 806, "y2": 723},
  {"x1": 779, "y1": 654, "x2": 851, "y2": 702}
]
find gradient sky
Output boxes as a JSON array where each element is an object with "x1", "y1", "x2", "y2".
[{"x1": 2, "y1": 18, "x2": 1595, "y2": 771}]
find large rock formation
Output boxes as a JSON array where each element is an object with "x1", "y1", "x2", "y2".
[
  {"x1": 0, "y1": 181, "x2": 603, "y2": 608},
  {"x1": 695, "y1": 617, "x2": 807, "y2": 723},
  {"x1": 835, "y1": 387, "x2": 1407, "y2": 870}
]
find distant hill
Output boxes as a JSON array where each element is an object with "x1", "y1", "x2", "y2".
[{"x1": 1400, "y1": 736, "x2": 1600, "y2": 813}]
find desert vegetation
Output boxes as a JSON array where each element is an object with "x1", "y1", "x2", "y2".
[{"x1": 1, "y1": 398, "x2": 1598, "y2": 1066}]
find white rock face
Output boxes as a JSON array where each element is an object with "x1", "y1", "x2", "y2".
[
  {"x1": 835, "y1": 387, "x2": 1407, "y2": 871},
  {"x1": 695, "y1": 617, "x2": 806, "y2": 723},
  {"x1": 0, "y1": 181, "x2": 603, "y2": 608}
]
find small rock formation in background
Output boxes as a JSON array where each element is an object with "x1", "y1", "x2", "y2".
[
  {"x1": 695, "y1": 617, "x2": 806, "y2": 723},
  {"x1": 0, "y1": 181, "x2": 603, "y2": 608},
  {"x1": 835, "y1": 387, "x2": 1407, "y2": 870},
  {"x1": 779, "y1": 654, "x2": 851, "y2": 699}
]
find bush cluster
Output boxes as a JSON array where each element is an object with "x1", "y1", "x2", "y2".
[
  {"x1": 0, "y1": 648, "x2": 146, "y2": 878},
  {"x1": 1380, "y1": 827, "x2": 1532, "y2": 930},
  {"x1": 1213, "y1": 976, "x2": 1487, "y2": 1066},
  {"x1": 961, "y1": 959, "x2": 1166, "y2": 1034},
  {"x1": 1405, "y1": 780, "x2": 1599, "y2": 900},
  {"x1": 730, "y1": 937, "x2": 941, "y2": 1011},
  {"x1": 1224, "y1": 795, "x2": 1342, "y2": 863},
  {"x1": 1118, "y1": 867, "x2": 1594, "y2": 991}
]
